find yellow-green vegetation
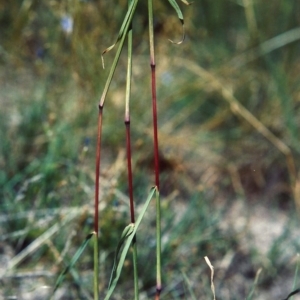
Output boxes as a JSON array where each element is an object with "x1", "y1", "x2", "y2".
[{"x1": 1, "y1": 0, "x2": 300, "y2": 299}]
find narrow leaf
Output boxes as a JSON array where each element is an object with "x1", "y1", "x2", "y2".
[
  {"x1": 53, "y1": 232, "x2": 94, "y2": 294},
  {"x1": 104, "y1": 187, "x2": 157, "y2": 300},
  {"x1": 108, "y1": 223, "x2": 135, "y2": 288},
  {"x1": 167, "y1": 0, "x2": 183, "y2": 20},
  {"x1": 99, "y1": 0, "x2": 139, "y2": 107},
  {"x1": 101, "y1": 0, "x2": 139, "y2": 67}
]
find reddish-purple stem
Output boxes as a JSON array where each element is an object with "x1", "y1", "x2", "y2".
[
  {"x1": 125, "y1": 118, "x2": 135, "y2": 223},
  {"x1": 150, "y1": 53, "x2": 161, "y2": 300},
  {"x1": 94, "y1": 105, "x2": 103, "y2": 235},
  {"x1": 151, "y1": 61, "x2": 160, "y2": 190}
]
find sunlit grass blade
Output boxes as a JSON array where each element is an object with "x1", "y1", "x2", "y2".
[
  {"x1": 52, "y1": 232, "x2": 94, "y2": 295},
  {"x1": 104, "y1": 187, "x2": 156, "y2": 300}
]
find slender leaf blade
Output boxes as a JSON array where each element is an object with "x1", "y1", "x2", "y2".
[
  {"x1": 102, "y1": 0, "x2": 138, "y2": 61},
  {"x1": 167, "y1": 0, "x2": 184, "y2": 21},
  {"x1": 108, "y1": 223, "x2": 135, "y2": 288},
  {"x1": 99, "y1": 0, "x2": 139, "y2": 107},
  {"x1": 104, "y1": 187, "x2": 157, "y2": 300}
]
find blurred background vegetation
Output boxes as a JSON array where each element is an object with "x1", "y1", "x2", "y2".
[{"x1": 1, "y1": 0, "x2": 300, "y2": 299}]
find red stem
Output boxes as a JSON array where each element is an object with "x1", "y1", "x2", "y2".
[
  {"x1": 151, "y1": 62, "x2": 160, "y2": 190},
  {"x1": 125, "y1": 119, "x2": 135, "y2": 223},
  {"x1": 94, "y1": 105, "x2": 103, "y2": 235}
]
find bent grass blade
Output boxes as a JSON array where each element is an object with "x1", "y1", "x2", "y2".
[
  {"x1": 104, "y1": 187, "x2": 156, "y2": 300},
  {"x1": 108, "y1": 224, "x2": 135, "y2": 289},
  {"x1": 166, "y1": 0, "x2": 191, "y2": 44}
]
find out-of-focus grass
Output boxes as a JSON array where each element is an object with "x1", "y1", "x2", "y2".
[{"x1": 1, "y1": 0, "x2": 300, "y2": 299}]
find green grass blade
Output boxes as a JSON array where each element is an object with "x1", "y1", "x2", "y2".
[
  {"x1": 104, "y1": 187, "x2": 156, "y2": 300},
  {"x1": 52, "y1": 232, "x2": 94, "y2": 294},
  {"x1": 167, "y1": 0, "x2": 184, "y2": 20},
  {"x1": 94, "y1": 232, "x2": 99, "y2": 300},
  {"x1": 132, "y1": 242, "x2": 139, "y2": 300},
  {"x1": 108, "y1": 223, "x2": 135, "y2": 289},
  {"x1": 102, "y1": 0, "x2": 139, "y2": 63},
  {"x1": 99, "y1": 0, "x2": 139, "y2": 107}
]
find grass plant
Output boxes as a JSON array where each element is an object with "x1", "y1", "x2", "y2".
[
  {"x1": 1, "y1": 0, "x2": 300, "y2": 299},
  {"x1": 52, "y1": 0, "x2": 189, "y2": 298}
]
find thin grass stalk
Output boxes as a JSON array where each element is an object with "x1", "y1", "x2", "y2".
[
  {"x1": 124, "y1": 4, "x2": 139, "y2": 298},
  {"x1": 93, "y1": 233, "x2": 99, "y2": 300},
  {"x1": 148, "y1": 0, "x2": 160, "y2": 190},
  {"x1": 155, "y1": 190, "x2": 162, "y2": 300},
  {"x1": 94, "y1": 1, "x2": 139, "y2": 297},
  {"x1": 125, "y1": 120, "x2": 135, "y2": 222},
  {"x1": 148, "y1": 0, "x2": 162, "y2": 298},
  {"x1": 94, "y1": 108, "x2": 103, "y2": 299},
  {"x1": 125, "y1": 3, "x2": 135, "y2": 226}
]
